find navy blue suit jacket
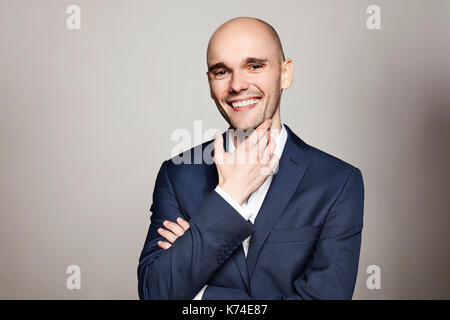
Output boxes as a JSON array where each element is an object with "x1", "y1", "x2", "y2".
[{"x1": 138, "y1": 124, "x2": 364, "y2": 299}]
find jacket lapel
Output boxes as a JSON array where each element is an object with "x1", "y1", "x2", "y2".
[
  {"x1": 246, "y1": 124, "x2": 313, "y2": 278},
  {"x1": 231, "y1": 245, "x2": 251, "y2": 291}
]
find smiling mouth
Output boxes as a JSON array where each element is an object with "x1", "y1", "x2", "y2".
[{"x1": 226, "y1": 98, "x2": 261, "y2": 112}]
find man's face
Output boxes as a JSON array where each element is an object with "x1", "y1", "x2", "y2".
[{"x1": 206, "y1": 23, "x2": 284, "y2": 131}]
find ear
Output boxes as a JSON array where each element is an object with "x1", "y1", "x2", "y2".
[{"x1": 280, "y1": 58, "x2": 294, "y2": 90}]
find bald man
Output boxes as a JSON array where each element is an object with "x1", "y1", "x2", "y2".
[{"x1": 138, "y1": 17, "x2": 365, "y2": 300}]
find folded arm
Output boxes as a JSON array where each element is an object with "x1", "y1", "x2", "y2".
[{"x1": 137, "y1": 160, "x2": 255, "y2": 300}]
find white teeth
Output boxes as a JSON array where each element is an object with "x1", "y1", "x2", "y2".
[{"x1": 231, "y1": 98, "x2": 260, "y2": 108}]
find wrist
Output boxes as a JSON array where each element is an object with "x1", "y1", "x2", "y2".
[{"x1": 219, "y1": 182, "x2": 249, "y2": 205}]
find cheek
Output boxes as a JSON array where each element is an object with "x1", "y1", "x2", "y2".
[
  {"x1": 210, "y1": 81, "x2": 228, "y2": 99},
  {"x1": 252, "y1": 73, "x2": 279, "y2": 94}
]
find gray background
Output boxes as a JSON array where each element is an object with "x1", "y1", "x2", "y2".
[{"x1": 1, "y1": 0, "x2": 449, "y2": 299}]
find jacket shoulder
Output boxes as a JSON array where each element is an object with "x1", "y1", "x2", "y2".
[
  {"x1": 286, "y1": 124, "x2": 360, "y2": 175},
  {"x1": 160, "y1": 137, "x2": 216, "y2": 185},
  {"x1": 309, "y1": 144, "x2": 359, "y2": 173}
]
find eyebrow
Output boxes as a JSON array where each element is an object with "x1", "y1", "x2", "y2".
[{"x1": 208, "y1": 57, "x2": 269, "y2": 73}]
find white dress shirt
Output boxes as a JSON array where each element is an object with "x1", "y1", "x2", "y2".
[{"x1": 193, "y1": 124, "x2": 288, "y2": 300}]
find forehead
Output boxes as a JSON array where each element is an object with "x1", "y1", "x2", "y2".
[{"x1": 207, "y1": 23, "x2": 279, "y2": 67}]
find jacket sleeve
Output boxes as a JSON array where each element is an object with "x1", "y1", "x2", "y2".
[
  {"x1": 137, "y1": 160, "x2": 256, "y2": 300},
  {"x1": 202, "y1": 167, "x2": 365, "y2": 300}
]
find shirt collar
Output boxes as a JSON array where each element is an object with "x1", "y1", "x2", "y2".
[{"x1": 225, "y1": 123, "x2": 288, "y2": 159}]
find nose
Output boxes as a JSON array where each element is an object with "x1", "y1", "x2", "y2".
[{"x1": 228, "y1": 70, "x2": 249, "y2": 93}]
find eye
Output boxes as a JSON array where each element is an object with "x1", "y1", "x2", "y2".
[
  {"x1": 249, "y1": 64, "x2": 263, "y2": 71},
  {"x1": 214, "y1": 70, "x2": 227, "y2": 76}
]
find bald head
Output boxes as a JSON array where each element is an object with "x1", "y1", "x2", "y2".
[{"x1": 207, "y1": 17, "x2": 285, "y2": 66}]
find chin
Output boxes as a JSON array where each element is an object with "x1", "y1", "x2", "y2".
[{"x1": 231, "y1": 120, "x2": 259, "y2": 132}]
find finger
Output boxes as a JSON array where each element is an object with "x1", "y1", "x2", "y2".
[
  {"x1": 249, "y1": 130, "x2": 268, "y2": 165},
  {"x1": 256, "y1": 129, "x2": 270, "y2": 161},
  {"x1": 259, "y1": 153, "x2": 280, "y2": 176},
  {"x1": 266, "y1": 132, "x2": 277, "y2": 155},
  {"x1": 213, "y1": 131, "x2": 225, "y2": 164},
  {"x1": 257, "y1": 118, "x2": 272, "y2": 130},
  {"x1": 157, "y1": 227, "x2": 178, "y2": 243},
  {"x1": 158, "y1": 241, "x2": 172, "y2": 250},
  {"x1": 176, "y1": 217, "x2": 190, "y2": 230},
  {"x1": 269, "y1": 126, "x2": 282, "y2": 144},
  {"x1": 261, "y1": 135, "x2": 275, "y2": 164},
  {"x1": 268, "y1": 154, "x2": 280, "y2": 174},
  {"x1": 247, "y1": 119, "x2": 271, "y2": 147},
  {"x1": 163, "y1": 220, "x2": 185, "y2": 237},
  {"x1": 247, "y1": 126, "x2": 270, "y2": 165}
]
